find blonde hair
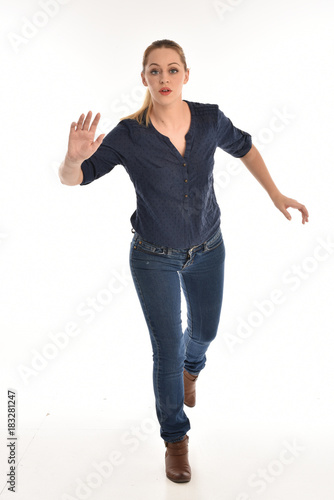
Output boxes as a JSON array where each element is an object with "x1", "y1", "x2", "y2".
[{"x1": 120, "y1": 39, "x2": 188, "y2": 127}]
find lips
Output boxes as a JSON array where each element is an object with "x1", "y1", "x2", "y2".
[{"x1": 159, "y1": 87, "x2": 172, "y2": 95}]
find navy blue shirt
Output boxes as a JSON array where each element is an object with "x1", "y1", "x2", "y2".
[{"x1": 80, "y1": 100, "x2": 252, "y2": 248}]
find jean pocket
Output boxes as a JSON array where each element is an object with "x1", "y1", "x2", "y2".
[
  {"x1": 205, "y1": 229, "x2": 223, "y2": 252},
  {"x1": 132, "y1": 238, "x2": 165, "y2": 256}
]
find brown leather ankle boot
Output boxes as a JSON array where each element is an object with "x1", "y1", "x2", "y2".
[
  {"x1": 164, "y1": 434, "x2": 191, "y2": 483},
  {"x1": 183, "y1": 369, "x2": 199, "y2": 407}
]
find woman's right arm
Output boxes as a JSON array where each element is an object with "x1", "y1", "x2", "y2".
[{"x1": 58, "y1": 111, "x2": 105, "y2": 186}]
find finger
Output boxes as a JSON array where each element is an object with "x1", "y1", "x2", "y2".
[
  {"x1": 278, "y1": 203, "x2": 292, "y2": 220},
  {"x1": 70, "y1": 121, "x2": 77, "y2": 134},
  {"x1": 286, "y1": 199, "x2": 307, "y2": 213},
  {"x1": 89, "y1": 112, "x2": 102, "y2": 132},
  {"x1": 298, "y1": 206, "x2": 308, "y2": 217},
  {"x1": 299, "y1": 207, "x2": 309, "y2": 224},
  {"x1": 300, "y1": 205, "x2": 309, "y2": 218},
  {"x1": 95, "y1": 133, "x2": 105, "y2": 146},
  {"x1": 291, "y1": 202, "x2": 309, "y2": 224},
  {"x1": 83, "y1": 110, "x2": 92, "y2": 130},
  {"x1": 76, "y1": 113, "x2": 85, "y2": 130}
]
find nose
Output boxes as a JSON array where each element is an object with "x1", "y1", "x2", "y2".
[{"x1": 159, "y1": 71, "x2": 170, "y2": 84}]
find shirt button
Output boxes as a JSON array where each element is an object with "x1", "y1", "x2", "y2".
[
  {"x1": 184, "y1": 179, "x2": 188, "y2": 183},
  {"x1": 184, "y1": 194, "x2": 188, "y2": 198},
  {"x1": 183, "y1": 163, "x2": 186, "y2": 167}
]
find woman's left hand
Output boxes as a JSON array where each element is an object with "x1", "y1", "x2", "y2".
[{"x1": 271, "y1": 193, "x2": 309, "y2": 224}]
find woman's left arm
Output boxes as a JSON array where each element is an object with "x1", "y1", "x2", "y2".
[{"x1": 240, "y1": 144, "x2": 309, "y2": 224}]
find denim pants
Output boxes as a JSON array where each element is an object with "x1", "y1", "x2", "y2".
[{"x1": 129, "y1": 226, "x2": 225, "y2": 443}]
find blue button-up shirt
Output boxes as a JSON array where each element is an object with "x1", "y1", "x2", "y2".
[{"x1": 80, "y1": 100, "x2": 252, "y2": 248}]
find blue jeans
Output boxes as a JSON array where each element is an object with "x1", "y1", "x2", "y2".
[{"x1": 129, "y1": 226, "x2": 225, "y2": 443}]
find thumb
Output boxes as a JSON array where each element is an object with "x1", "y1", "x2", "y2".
[
  {"x1": 94, "y1": 134, "x2": 105, "y2": 147},
  {"x1": 95, "y1": 134, "x2": 106, "y2": 145},
  {"x1": 282, "y1": 208, "x2": 292, "y2": 220}
]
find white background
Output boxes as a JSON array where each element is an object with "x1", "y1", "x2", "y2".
[{"x1": 1, "y1": 0, "x2": 333, "y2": 499}]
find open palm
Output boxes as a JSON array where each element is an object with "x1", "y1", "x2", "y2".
[{"x1": 67, "y1": 111, "x2": 105, "y2": 162}]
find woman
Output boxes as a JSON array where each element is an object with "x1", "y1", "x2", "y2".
[{"x1": 58, "y1": 39, "x2": 309, "y2": 483}]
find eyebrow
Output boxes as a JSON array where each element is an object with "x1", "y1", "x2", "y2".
[{"x1": 148, "y1": 62, "x2": 181, "y2": 67}]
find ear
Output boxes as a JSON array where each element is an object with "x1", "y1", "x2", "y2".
[
  {"x1": 141, "y1": 72, "x2": 148, "y2": 87},
  {"x1": 183, "y1": 68, "x2": 190, "y2": 85}
]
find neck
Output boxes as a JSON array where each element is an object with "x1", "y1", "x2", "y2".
[{"x1": 150, "y1": 98, "x2": 186, "y2": 129}]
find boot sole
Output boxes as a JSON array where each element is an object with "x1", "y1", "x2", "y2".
[{"x1": 167, "y1": 475, "x2": 191, "y2": 483}]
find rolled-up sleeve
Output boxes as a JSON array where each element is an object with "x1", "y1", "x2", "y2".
[
  {"x1": 80, "y1": 121, "x2": 130, "y2": 185},
  {"x1": 216, "y1": 107, "x2": 252, "y2": 158}
]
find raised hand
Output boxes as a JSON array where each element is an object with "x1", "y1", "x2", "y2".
[{"x1": 67, "y1": 111, "x2": 105, "y2": 163}]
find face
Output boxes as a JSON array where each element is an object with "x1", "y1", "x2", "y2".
[{"x1": 141, "y1": 47, "x2": 189, "y2": 105}]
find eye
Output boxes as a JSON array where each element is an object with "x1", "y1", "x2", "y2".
[{"x1": 149, "y1": 68, "x2": 179, "y2": 75}]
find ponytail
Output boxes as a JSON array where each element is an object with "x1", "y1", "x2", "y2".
[{"x1": 120, "y1": 88, "x2": 153, "y2": 127}]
